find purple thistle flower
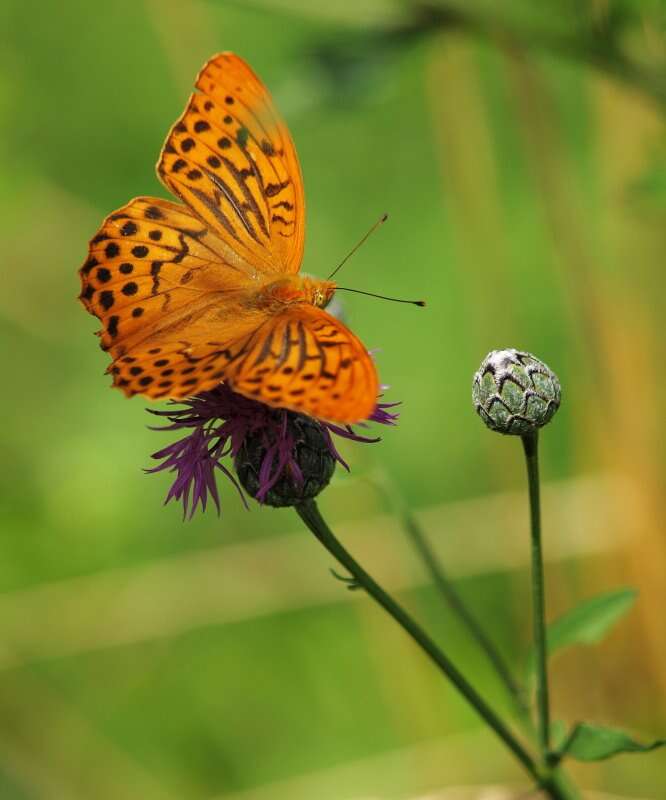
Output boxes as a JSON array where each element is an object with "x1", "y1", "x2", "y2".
[{"x1": 147, "y1": 383, "x2": 399, "y2": 519}]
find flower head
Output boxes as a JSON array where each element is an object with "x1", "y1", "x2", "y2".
[
  {"x1": 472, "y1": 349, "x2": 561, "y2": 436},
  {"x1": 147, "y1": 383, "x2": 399, "y2": 518}
]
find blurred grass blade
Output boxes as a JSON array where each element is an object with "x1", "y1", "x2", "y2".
[
  {"x1": 527, "y1": 588, "x2": 637, "y2": 676},
  {"x1": 560, "y1": 722, "x2": 666, "y2": 762}
]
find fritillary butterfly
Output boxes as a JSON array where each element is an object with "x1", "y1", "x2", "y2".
[{"x1": 79, "y1": 53, "x2": 379, "y2": 424}]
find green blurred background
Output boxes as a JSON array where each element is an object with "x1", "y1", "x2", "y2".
[{"x1": 2, "y1": 1, "x2": 666, "y2": 797}]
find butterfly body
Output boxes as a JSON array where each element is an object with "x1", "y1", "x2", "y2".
[
  {"x1": 80, "y1": 53, "x2": 378, "y2": 424},
  {"x1": 248, "y1": 275, "x2": 336, "y2": 310}
]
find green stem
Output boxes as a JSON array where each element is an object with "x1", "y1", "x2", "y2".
[
  {"x1": 296, "y1": 499, "x2": 568, "y2": 795},
  {"x1": 522, "y1": 432, "x2": 551, "y2": 757},
  {"x1": 402, "y1": 510, "x2": 530, "y2": 722}
]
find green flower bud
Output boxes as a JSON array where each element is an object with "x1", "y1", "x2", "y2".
[
  {"x1": 235, "y1": 413, "x2": 336, "y2": 507},
  {"x1": 472, "y1": 349, "x2": 561, "y2": 436}
]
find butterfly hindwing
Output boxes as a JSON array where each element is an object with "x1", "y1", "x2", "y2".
[
  {"x1": 227, "y1": 305, "x2": 378, "y2": 423},
  {"x1": 157, "y1": 52, "x2": 305, "y2": 277},
  {"x1": 107, "y1": 322, "x2": 262, "y2": 400}
]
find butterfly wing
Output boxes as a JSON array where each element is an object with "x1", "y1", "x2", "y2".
[
  {"x1": 157, "y1": 52, "x2": 305, "y2": 277},
  {"x1": 228, "y1": 304, "x2": 379, "y2": 423},
  {"x1": 79, "y1": 196, "x2": 256, "y2": 360},
  {"x1": 106, "y1": 312, "x2": 265, "y2": 400}
]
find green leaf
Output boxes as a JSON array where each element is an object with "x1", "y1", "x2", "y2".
[
  {"x1": 561, "y1": 723, "x2": 666, "y2": 762},
  {"x1": 527, "y1": 588, "x2": 637, "y2": 676},
  {"x1": 548, "y1": 587, "x2": 638, "y2": 648}
]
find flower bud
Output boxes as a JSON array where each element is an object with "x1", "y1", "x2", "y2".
[
  {"x1": 235, "y1": 413, "x2": 336, "y2": 507},
  {"x1": 472, "y1": 349, "x2": 561, "y2": 436}
]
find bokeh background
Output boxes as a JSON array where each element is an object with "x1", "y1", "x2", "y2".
[{"x1": 2, "y1": 1, "x2": 666, "y2": 797}]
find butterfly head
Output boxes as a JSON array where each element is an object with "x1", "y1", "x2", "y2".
[{"x1": 302, "y1": 277, "x2": 336, "y2": 310}]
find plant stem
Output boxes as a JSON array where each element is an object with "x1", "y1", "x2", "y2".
[
  {"x1": 296, "y1": 499, "x2": 575, "y2": 797},
  {"x1": 522, "y1": 432, "x2": 551, "y2": 757},
  {"x1": 402, "y1": 510, "x2": 530, "y2": 722}
]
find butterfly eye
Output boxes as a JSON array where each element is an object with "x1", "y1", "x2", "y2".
[{"x1": 313, "y1": 287, "x2": 333, "y2": 309}]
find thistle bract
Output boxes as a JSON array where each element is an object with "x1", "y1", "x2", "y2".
[
  {"x1": 235, "y1": 413, "x2": 337, "y2": 507},
  {"x1": 472, "y1": 349, "x2": 561, "y2": 436}
]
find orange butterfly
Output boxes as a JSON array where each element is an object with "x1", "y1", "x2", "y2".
[{"x1": 79, "y1": 53, "x2": 378, "y2": 424}]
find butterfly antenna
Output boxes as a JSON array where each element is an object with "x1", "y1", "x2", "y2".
[
  {"x1": 336, "y1": 287, "x2": 426, "y2": 307},
  {"x1": 327, "y1": 213, "x2": 389, "y2": 281}
]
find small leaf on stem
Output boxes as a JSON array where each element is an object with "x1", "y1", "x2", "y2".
[
  {"x1": 560, "y1": 722, "x2": 666, "y2": 762},
  {"x1": 527, "y1": 588, "x2": 637, "y2": 676},
  {"x1": 329, "y1": 568, "x2": 362, "y2": 591}
]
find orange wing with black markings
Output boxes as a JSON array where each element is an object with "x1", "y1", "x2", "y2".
[
  {"x1": 228, "y1": 305, "x2": 378, "y2": 422},
  {"x1": 79, "y1": 196, "x2": 256, "y2": 361},
  {"x1": 157, "y1": 52, "x2": 304, "y2": 275}
]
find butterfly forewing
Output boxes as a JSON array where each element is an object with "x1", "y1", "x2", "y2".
[
  {"x1": 79, "y1": 196, "x2": 255, "y2": 359},
  {"x1": 157, "y1": 52, "x2": 305, "y2": 276}
]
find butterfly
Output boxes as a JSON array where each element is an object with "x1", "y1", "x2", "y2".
[{"x1": 79, "y1": 52, "x2": 379, "y2": 424}]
